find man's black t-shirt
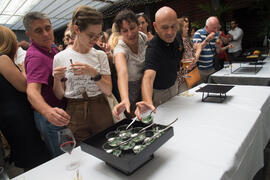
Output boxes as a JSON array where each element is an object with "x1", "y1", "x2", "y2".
[{"x1": 144, "y1": 34, "x2": 183, "y2": 90}]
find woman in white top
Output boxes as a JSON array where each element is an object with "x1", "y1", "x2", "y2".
[
  {"x1": 53, "y1": 5, "x2": 113, "y2": 142},
  {"x1": 112, "y1": 10, "x2": 148, "y2": 119}
]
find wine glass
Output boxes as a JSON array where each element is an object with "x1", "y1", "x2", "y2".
[
  {"x1": 182, "y1": 59, "x2": 193, "y2": 78},
  {"x1": 58, "y1": 128, "x2": 80, "y2": 170},
  {"x1": 183, "y1": 65, "x2": 191, "y2": 78}
]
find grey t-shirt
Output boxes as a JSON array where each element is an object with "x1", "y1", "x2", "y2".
[{"x1": 114, "y1": 31, "x2": 148, "y2": 81}]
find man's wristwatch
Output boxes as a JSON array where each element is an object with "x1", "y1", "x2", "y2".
[{"x1": 91, "y1": 73, "x2": 102, "y2": 81}]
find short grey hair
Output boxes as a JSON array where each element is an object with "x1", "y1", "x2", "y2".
[
  {"x1": 23, "y1": 11, "x2": 50, "y2": 31},
  {"x1": 205, "y1": 18, "x2": 210, "y2": 26},
  {"x1": 205, "y1": 16, "x2": 218, "y2": 27}
]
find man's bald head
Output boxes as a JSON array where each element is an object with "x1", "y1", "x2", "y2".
[
  {"x1": 153, "y1": 6, "x2": 178, "y2": 43},
  {"x1": 155, "y1": 6, "x2": 177, "y2": 23},
  {"x1": 205, "y1": 16, "x2": 220, "y2": 33}
]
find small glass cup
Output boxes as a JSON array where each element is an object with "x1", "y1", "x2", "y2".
[
  {"x1": 119, "y1": 141, "x2": 135, "y2": 151},
  {"x1": 130, "y1": 127, "x2": 143, "y2": 135},
  {"x1": 102, "y1": 142, "x2": 121, "y2": 157},
  {"x1": 106, "y1": 131, "x2": 119, "y2": 141},
  {"x1": 133, "y1": 132, "x2": 146, "y2": 144},
  {"x1": 117, "y1": 125, "x2": 132, "y2": 139},
  {"x1": 144, "y1": 130, "x2": 155, "y2": 145},
  {"x1": 141, "y1": 114, "x2": 154, "y2": 124},
  {"x1": 106, "y1": 132, "x2": 122, "y2": 147},
  {"x1": 224, "y1": 62, "x2": 231, "y2": 75},
  {"x1": 133, "y1": 144, "x2": 147, "y2": 154},
  {"x1": 130, "y1": 127, "x2": 146, "y2": 143}
]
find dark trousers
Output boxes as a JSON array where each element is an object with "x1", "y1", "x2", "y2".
[{"x1": 228, "y1": 50, "x2": 242, "y2": 62}]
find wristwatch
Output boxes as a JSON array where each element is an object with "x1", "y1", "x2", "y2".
[{"x1": 91, "y1": 73, "x2": 102, "y2": 81}]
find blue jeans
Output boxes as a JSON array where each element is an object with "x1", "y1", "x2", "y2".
[{"x1": 34, "y1": 111, "x2": 65, "y2": 157}]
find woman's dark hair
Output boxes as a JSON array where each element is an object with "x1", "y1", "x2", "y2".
[
  {"x1": 113, "y1": 9, "x2": 138, "y2": 32},
  {"x1": 178, "y1": 17, "x2": 189, "y2": 35},
  {"x1": 136, "y1": 14, "x2": 152, "y2": 33},
  {"x1": 72, "y1": 5, "x2": 103, "y2": 32}
]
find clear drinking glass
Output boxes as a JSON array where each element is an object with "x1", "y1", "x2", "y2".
[
  {"x1": 224, "y1": 61, "x2": 230, "y2": 75},
  {"x1": 58, "y1": 128, "x2": 80, "y2": 170}
]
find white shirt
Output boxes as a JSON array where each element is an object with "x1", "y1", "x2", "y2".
[
  {"x1": 14, "y1": 47, "x2": 26, "y2": 65},
  {"x1": 114, "y1": 31, "x2": 147, "y2": 81},
  {"x1": 53, "y1": 47, "x2": 111, "y2": 99},
  {"x1": 228, "y1": 27, "x2": 244, "y2": 53}
]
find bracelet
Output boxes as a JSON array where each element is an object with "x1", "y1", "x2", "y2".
[
  {"x1": 91, "y1": 73, "x2": 102, "y2": 81},
  {"x1": 205, "y1": 39, "x2": 209, "y2": 43}
]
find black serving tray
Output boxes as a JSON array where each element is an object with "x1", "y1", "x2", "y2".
[
  {"x1": 80, "y1": 119, "x2": 174, "y2": 175},
  {"x1": 196, "y1": 84, "x2": 234, "y2": 103}
]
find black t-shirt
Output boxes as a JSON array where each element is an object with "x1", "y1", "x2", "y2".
[
  {"x1": 144, "y1": 34, "x2": 183, "y2": 89},
  {"x1": 94, "y1": 44, "x2": 103, "y2": 51}
]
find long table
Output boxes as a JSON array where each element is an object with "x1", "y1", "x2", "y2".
[
  {"x1": 13, "y1": 84, "x2": 270, "y2": 180},
  {"x1": 209, "y1": 57, "x2": 270, "y2": 86}
]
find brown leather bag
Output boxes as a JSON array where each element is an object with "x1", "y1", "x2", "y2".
[{"x1": 185, "y1": 66, "x2": 201, "y2": 88}]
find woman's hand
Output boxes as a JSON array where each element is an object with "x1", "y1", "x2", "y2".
[
  {"x1": 71, "y1": 62, "x2": 98, "y2": 77},
  {"x1": 112, "y1": 99, "x2": 130, "y2": 120},
  {"x1": 53, "y1": 66, "x2": 66, "y2": 81},
  {"x1": 135, "y1": 101, "x2": 156, "y2": 120}
]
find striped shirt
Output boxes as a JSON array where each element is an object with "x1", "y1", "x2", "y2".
[{"x1": 193, "y1": 28, "x2": 218, "y2": 70}]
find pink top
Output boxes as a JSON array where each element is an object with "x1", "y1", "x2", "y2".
[{"x1": 25, "y1": 41, "x2": 65, "y2": 108}]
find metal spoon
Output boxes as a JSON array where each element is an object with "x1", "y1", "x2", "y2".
[
  {"x1": 126, "y1": 117, "x2": 138, "y2": 130},
  {"x1": 126, "y1": 108, "x2": 156, "y2": 130},
  {"x1": 132, "y1": 117, "x2": 179, "y2": 153},
  {"x1": 130, "y1": 122, "x2": 155, "y2": 138},
  {"x1": 144, "y1": 117, "x2": 178, "y2": 144}
]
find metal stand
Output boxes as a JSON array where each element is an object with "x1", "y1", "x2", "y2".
[
  {"x1": 201, "y1": 92, "x2": 227, "y2": 103},
  {"x1": 231, "y1": 58, "x2": 264, "y2": 74}
]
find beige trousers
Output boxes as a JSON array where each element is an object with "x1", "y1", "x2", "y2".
[
  {"x1": 153, "y1": 81, "x2": 178, "y2": 107},
  {"x1": 66, "y1": 94, "x2": 114, "y2": 142}
]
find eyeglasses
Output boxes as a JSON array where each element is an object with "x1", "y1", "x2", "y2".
[{"x1": 88, "y1": 32, "x2": 103, "y2": 41}]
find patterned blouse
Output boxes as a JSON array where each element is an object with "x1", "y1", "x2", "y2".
[{"x1": 177, "y1": 37, "x2": 196, "y2": 89}]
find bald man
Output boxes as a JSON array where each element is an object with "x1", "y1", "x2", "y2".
[
  {"x1": 193, "y1": 16, "x2": 221, "y2": 83},
  {"x1": 135, "y1": 6, "x2": 183, "y2": 119}
]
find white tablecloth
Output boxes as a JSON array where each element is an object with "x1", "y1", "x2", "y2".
[
  {"x1": 209, "y1": 57, "x2": 270, "y2": 86},
  {"x1": 13, "y1": 84, "x2": 270, "y2": 180}
]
